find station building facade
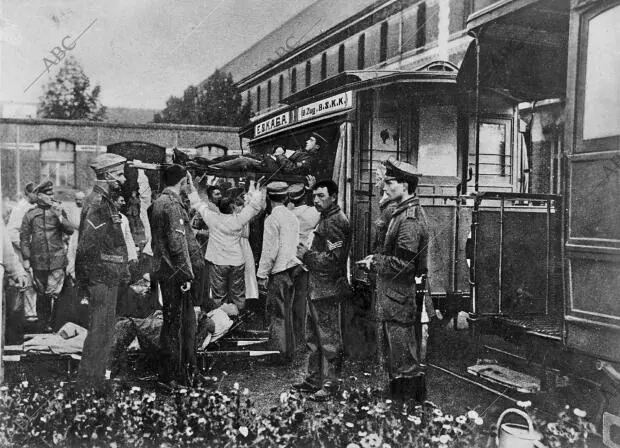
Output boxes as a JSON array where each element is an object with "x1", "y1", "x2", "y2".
[{"x1": 0, "y1": 118, "x2": 240, "y2": 199}]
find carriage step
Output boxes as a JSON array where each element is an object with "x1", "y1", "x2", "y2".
[{"x1": 467, "y1": 363, "x2": 541, "y2": 394}]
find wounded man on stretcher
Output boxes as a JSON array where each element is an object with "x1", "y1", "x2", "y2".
[{"x1": 109, "y1": 303, "x2": 239, "y2": 376}]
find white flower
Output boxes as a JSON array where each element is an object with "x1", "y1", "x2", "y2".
[
  {"x1": 444, "y1": 414, "x2": 454, "y2": 422},
  {"x1": 439, "y1": 435, "x2": 451, "y2": 444},
  {"x1": 184, "y1": 427, "x2": 193, "y2": 437},
  {"x1": 475, "y1": 417, "x2": 484, "y2": 425},
  {"x1": 239, "y1": 426, "x2": 249, "y2": 437},
  {"x1": 342, "y1": 390, "x2": 350, "y2": 399},
  {"x1": 433, "y1": 408, "x2": 443, "y2": 417},
  {"x1": 345, "y1": 422, "x2": 354, "y2": 428},
  {"x1": 21, "y1": 381, "x2": 29, "y2": 388},
  {"x1": 242, "y1": 388, "x2": 249, "y2": 396},
  {"x1": 233, "y1": 382, "x2": 239, "y2": 390},
  {"x1": 198, "y1": 417, "x2": 206, "y2": 425},
  {"x1": 382, "y1": 444, "x2": 391, "y2": 448},
  {"x1": 385, "y1": 399, "x2": 392, "y2": 404},
  {"x1": 574, "y1": 408, "x2": 587, "y2": 418},
  {"x1": 442, "y1": 424, "x2": 452, "y2": 431},
  {"x1": 517, "y1": 400, "x2": 532, "y2": 409},
  {"x1": 346, "y1": 444, "x2": 361, "y2": 448},
  {"x1": 179, "y1": 388, "x2": 188, "y2": 394},
  {"x1": 467, "y1": 410, "x2": 479, "y2": 420},
  {"x1": 431, "y1": 436, "x2": 440, "y2": 442},
  {"x1": 131, "y1": 386, "x2": 141, "y2": 393},
  {"x1": 279, "y1": 392, "x2": 289, "y2": 404},
  {"x1": 456, "y1": 415, "x2": 467, "y2": 424}
]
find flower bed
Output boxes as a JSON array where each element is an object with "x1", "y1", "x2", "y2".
[{"x1": 0, "y1": 378, "x2": 493, "y2": 448}]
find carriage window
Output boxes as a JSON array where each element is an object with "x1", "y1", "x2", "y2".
[
  {"x1": 469, "y1": 120, "x2": 512, "y2": 179},
  {"x1": 582, "y1": 4, "x2": 620, "y2": 140},
  {"x1": 40, "y1": 139, "x2": 75, "y2": 187}
]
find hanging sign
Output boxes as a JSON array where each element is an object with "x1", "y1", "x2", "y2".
[
  {"x1": 297, "y1": 91, "x2": 353, "y2": 122},
  {"x1": 255, "y1": 111, "x2": 291, "y2": 137}
]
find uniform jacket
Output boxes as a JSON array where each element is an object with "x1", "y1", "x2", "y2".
[
  {"x1": 291, "y1": 204, "x2": 321, "y2": 247},
  {"x1": 150, "y1": 188, "x2": 204, "y2": 283},
  {"x1": 7, "y1": 198, "x2": 34, "y2": 246},
  {"x1": 20, "y1": 202, "x2": 74, "y2": 271},
  {"x1": 302, "y1": 204, "x2": 351, "y2": 300},
  {"x1": 76, "y1": 184, "x2": 128, "y2": 286},
  {"x1": 276, "y1": 148, "x2": 318, "y2": 174},
  {"x1": 374, "y1": 196, "x2": 431, "y2": 323},
  {"x1": 373, "y1": 199, "x2": 398, "y2": 253}
]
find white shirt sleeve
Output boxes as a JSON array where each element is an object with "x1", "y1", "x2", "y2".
[
  {"x1": 256, "y1": 215, "x2": 278, "y2": 279},
  {"x1": 137, "y1": 169, "x2": 153, "y2": 256},
  {"x1": 121, "y1": 214, "x2": 138, "y2": 261}
]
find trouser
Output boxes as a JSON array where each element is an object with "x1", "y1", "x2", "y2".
[
  {"x1": 306, "y1": 298, "x2": 343, "y2": 387},
  {"x1": 32, "y1": 269, "x2": 65, "y2": 329},
  {"x1": 4, "y1": 282, "x2": 23, "y2": 345},
  {"x1": 382, "y1": 320, "x2": 420, "y2": 378},
  {"x1": 266, "y1": 268, "x2": 296, "y2": 362},
  {"x1": 78, "y1": 282, "x2": 118, "y2": 389},
  {"x1": 193, "y1": 264, "x2": 213, "y2": 311},
  {"x1": 158, "y1": 270, "x2": 197, "y2": 384},
  {"x1": 208, "y1": 262, "x2": 245, "y2": 310},
  {"x1": 292, "y1": 270, "x2": 308, "y2": 348},
  {"x1": 22, "y1": 281, "x2": 37, "y2": 320}
]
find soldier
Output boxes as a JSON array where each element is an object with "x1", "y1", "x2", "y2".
[
  {"x1": 150, "y1": 164, "x2": 205, "y2": 385},
  {"x1": 7, "y1": 182, "x2": 38, "y2": 322},
  {"x1": 256, "y1": 182, "x2": 300, "y2": 362},
  {"x1": 295, "y1": 179, "x2": 351, "y2": 401},
  {"x1": 20, "y1": 180, "x2": 74, "y2": 332},
  {"x1": 358, "y1": 158, "x2": 432, "y2": 396},
  {"x1": 275, "y1": 132, "x2": 327, "y2": 174},
  {"x1": 76, "y1": 153, "x2": 129, "y2": 388}
]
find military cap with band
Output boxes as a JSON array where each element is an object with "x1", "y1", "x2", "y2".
[
  {"x1": 34, "y1": 180, "x2": 54, "y2": 195},
  {"x1": 310, "y1": 132, "x2": 328, "y2": 145},
  {"x1": 266, "y1": 181, "x2": 289, "y2": 195},
  {"x1": 24, "y1": 182, "x2": 35, "y2": 194},
  {"x1": 382, "y1": 158, "x2": 421, "y2": 185},
  {"x1": 287, "y1": 183, "x2": 306, "y2": 201},
  {"x1": 90, "y1": 153, "x2": 127, "y2": 174}
]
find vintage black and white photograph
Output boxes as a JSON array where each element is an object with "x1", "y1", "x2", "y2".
[{"x1": 0, "y1": 0, "x2": 618, "y2": 446}]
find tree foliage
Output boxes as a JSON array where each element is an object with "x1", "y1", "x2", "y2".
[
  {"x1": 38, "y1": 56, "x2": 107, "y2": 121},
  {"x1": 154, "y1": 70, "x2": 251, "y2": 126}
]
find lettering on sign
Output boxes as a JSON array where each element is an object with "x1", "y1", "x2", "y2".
[
  {"x1": 255, "y1": 112, "x2": 291, "y2": 137},
  {"x1": 297, "y1": 91, "x2": 353, "y2": 122}
]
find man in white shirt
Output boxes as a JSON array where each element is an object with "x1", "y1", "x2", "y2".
[
  {"x1": 66, "y1": 191, "x2": 85, "y2": 281},
  {"x1": 187, "y1": 174, "x2": 265, "y2": 311},
  {"x1": 257, "y1": 182, "x2": 300, "y2": 362},
  {"x1": 287, "y1": 181, "x2": 320, "y2": 349},
  {"x1": 6, "y1": 182, "x2": 38, "y2": 321}
]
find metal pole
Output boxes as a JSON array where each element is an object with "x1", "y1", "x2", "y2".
[
  {"x1": 470, "y1": 30, "x2": 481, "y2": 192},
  {"x1": 498, "y1": 197, "x2": 504, "y2": 314}
]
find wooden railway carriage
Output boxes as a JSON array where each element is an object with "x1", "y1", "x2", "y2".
[{"x1": 459, "y1": 0, "x2": 620, "y2": 441}]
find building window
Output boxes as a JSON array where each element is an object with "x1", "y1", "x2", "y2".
[
  {"x1": 416, "y1": 2, "x2": 427, "y2": 48},
  {"x1": 40, "y1": 139, "x2": 75, "y2": 187},
  {"x1": 380, "y1": 22, "x2": 388, "y2": 62},
  {"x1": 305, "y1": 61, "x2": 311, "y2": 87},
  {"x1": 338, "y1": 44, "x2": 345, "y2": 73},
  {"x1": 321, "y1": 53, "x2": 327, "y2": 80},
  {"x1": 196, "y1": 143, "x2": 227, "y2": 160},
  {"x1": 291, "y1": 68, "x2": 297, "y2": 93},
  {"x1": 358, "y1": 34, "x2": 365, "y2": 69},
  {"x1": 256, "y1": 85, "x2": 261, "y2": 111},
  {"x1": 267, "y1": 80, "x2": 272, "y2": 108},
  {"x1": 278, "y1": 74, "x2": 284, "y2": 101}
]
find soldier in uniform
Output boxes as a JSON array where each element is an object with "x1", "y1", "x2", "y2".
[
  {"x1": 76, "y1": 153, "x2": 129, "y2": 388},
  {"x1": 275, "y1": 132, "x2": 327, "y2": 174},
  {"x1": 295, "y1": 179, "x2": 351, "y2": 401},
  {"x1": 358, "y1": 158, "x2": 433, "y2": 395},
  {"x1": 150, "y1": 164, "x2": 205, "y2": 385}
]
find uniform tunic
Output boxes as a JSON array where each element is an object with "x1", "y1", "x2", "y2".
[
  {"x1": 150, "y1": 188, "x2": 205, "y2": 384},
  {"x1": 301, "y1": 204, "x2": 351, "y2": 387},
  {"x1": 76, "y1": 184, "x2": 128, "y2": 388},
  {"x1": 374, "y1": 196, "x2": 430, "y2": 378}
]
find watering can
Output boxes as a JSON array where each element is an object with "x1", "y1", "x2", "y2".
[{"x1": 496, "y1": 408, "x2": 545, "y2": 448}]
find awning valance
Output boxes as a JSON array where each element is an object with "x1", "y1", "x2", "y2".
[{"x1": 458, "y1": 0, "x2": 570, "y2": 101}]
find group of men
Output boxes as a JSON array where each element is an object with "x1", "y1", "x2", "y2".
[{"x1": 1, "y1": 138, "x2": 432, "y2": 398}]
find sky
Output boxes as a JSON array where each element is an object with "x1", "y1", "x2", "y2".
[{"x1": 0, "y1": 0, "x2": 317, "y2": 111}]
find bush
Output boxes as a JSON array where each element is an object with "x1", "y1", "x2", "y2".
[{"x1": 0, "y1": 378, "x2": 492, "y2": 447}]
